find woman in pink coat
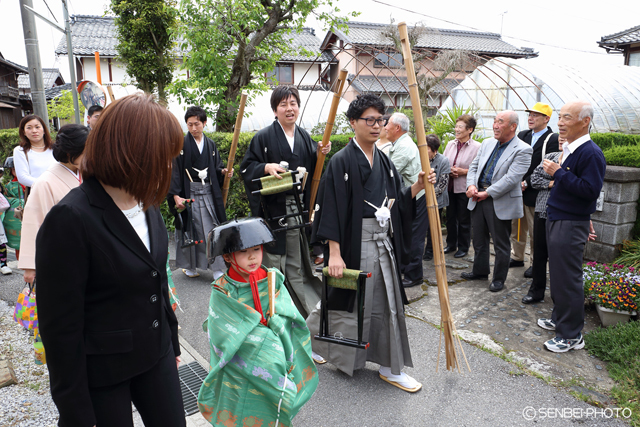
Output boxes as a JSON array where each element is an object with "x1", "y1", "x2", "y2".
[{"x1": 18, "y1": 124, "x2": 89, "y2": 284}]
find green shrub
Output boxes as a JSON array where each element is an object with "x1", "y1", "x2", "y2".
[
  {"x1": 0, "y1": 128, "x2": 20, "y2": 162},
  {"x1": 585, "y1": 320, "x2": 640, "y2": 427},
  {"x1": 602, "y1": 144, "x2": 640, "y2": 168},
  {"x1": 592, "y1": 133, "x2": 640, "y2": 150}
]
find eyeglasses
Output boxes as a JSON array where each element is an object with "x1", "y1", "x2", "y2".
[{"x1": 357, "y1": 117, "x2": 386, "y2": 126}]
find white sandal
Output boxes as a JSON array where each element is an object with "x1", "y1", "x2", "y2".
[{"x1": 379, "y1": 367, "x2": 422, "y2": 393}]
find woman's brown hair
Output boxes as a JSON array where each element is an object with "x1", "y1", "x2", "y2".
[
  {"x1": 19, "y1": 115, "x2": 53, "y2": 151},
  {"x1": 82, "y1": 93, "x2": 183, "y2": 208}
]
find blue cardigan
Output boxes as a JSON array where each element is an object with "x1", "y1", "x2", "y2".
[{"x1": 546, "y1": 140, "x2": 606, "y2": 221}]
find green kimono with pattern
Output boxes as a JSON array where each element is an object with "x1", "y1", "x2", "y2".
[{"x1": 198, "y1": 267, "x2": 318, "y2": 427}]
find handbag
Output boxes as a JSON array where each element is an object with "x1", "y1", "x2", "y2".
[
  {"x1": 0, "y1": 192, "x2": 9, "y2": 213},
  {"x1": 13, "y1": 280, "x2": 38, "y2": 330}
]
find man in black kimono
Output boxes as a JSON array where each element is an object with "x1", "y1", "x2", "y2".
[
  {"x1": 306, "y1": 94, "x2": 434, "y2": 393},
  {"x1": 240, "y1": 86, "x2": 330, "y2": 318},
  {"x1": 168, "y1": 106, "x2": 229, "y2": 279}
]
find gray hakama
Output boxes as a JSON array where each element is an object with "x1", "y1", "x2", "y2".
[
  {"x1": 263, "y1": 195, "x2": 322, "y2": 318},
  {"x1": 306, "y1": 218, "x2": 413, "y2": 376},
  {"x1": 175, "y1": 182, "x2": 225, "y2": 273}
]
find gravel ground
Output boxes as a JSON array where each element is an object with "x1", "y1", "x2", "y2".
[{"x1": 0, "y1": 300, "x2": 58, "y2": 427}]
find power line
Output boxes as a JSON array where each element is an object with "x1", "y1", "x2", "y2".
[{"x1": 369, "y1": 0, "x2": 610, "y2": 56}]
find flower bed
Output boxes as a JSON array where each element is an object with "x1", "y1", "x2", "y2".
[{"x1": 583, "y1": 262, "x2": 640, "y2": 312}]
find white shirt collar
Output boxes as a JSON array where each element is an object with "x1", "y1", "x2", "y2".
[
  {"x1": 277, "y1": 120, "x2": 295, "y2": 151},
  {"x1": 561, "y1": 133, "x2": 591, "y2": 164},
  {"x1": 352, "y1": 137, "x2": 375, "y2": 168}
]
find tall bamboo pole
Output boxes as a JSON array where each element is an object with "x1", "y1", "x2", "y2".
[
  {"x1": 308, "y1": 69, "x2": 348, "y2": 212},
  {"x1": 222, "y1": 91, "x2": 248, "y2": 207},
  {"x1": 398, "y1": 22, "x2": 469, "y2": 372}
]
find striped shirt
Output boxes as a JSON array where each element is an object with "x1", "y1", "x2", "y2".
[{"x1": 531, "y1": 151, "x2": 561, "y2": 219}]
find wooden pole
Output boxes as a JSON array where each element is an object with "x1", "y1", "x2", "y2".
[
  {"x1": 222, "y1": 91, "x2": 248, "y2": 207},
  {"x1": 308, "y1": 69, "x2": 348, "y2": 212},
  {"x1": 398, "y1": 22, "x2": 469, "y2": 372},
  {"x1": 268, "y1": 270, "x2": 276, "y2": 318},
  {"x1": 94, "y1": 52, "x2": 102, "y2": 84}
]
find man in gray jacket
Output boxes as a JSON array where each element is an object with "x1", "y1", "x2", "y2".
[{"x1": 461, "y1": 111, "x2": 532, "y2": 292}]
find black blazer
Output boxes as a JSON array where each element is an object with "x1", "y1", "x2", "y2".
[
  {"x1": 518, "y1": 127, "x2": 560, "y2": 207},
  {"x1": 36, "y1": 177, "x2": 180, "y2": 427}
]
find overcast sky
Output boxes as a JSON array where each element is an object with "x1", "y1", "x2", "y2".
[{"x1": 1, "y1": 0, "x2": 637, "y2": 84}]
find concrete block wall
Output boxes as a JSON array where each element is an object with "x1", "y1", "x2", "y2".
[{"x1": 585, "y1": 166, "x2": 640, "y2": 263}]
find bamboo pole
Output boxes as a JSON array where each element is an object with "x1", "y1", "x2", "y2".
[
  {"x1": 222, "y1": 92, "x2": 248, "y2": 207},
  {"x1": 308, "y1": 69, "x2": 348, "y2": 213},
  {"x1": 398, "y1": 22, "x2": 469, "y2": 372},
  {"x1": 268, "y1": 270, "x2": 276, "y2": 318}
]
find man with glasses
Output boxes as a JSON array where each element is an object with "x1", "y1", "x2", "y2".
[
  {"x1": 307, "y1": 94, "x2": 435, "y2": 392},
  {"x1": 510, "y1": 103, "x2": 559, "y2": 282},
  {"x1": 385, "y1": 112, "x2": 428, "y2": 288}
]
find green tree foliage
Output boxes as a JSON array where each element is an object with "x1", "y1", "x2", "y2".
[
  {"x1": 47, "y1": 90, "x2": 85, "y2": 122},
  {"x1": 426, "y1": 105, "x2": 483, "y2": 152},
  {"x1": 110, "y1": 0, "x2": 178, "y2": 103},
  {"x1": 171, "y1": 0, "x2": 355, "y2": 131}
]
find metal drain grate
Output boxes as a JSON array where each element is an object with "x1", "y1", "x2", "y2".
[{"x1": 178, "y1": 361, "x2": 208, "y2": 416}]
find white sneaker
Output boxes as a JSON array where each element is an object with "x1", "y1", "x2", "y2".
[
  {"x1": 182, "y1": 268, "x2": 199, "y2": 278},
  {"x1": 0, "y1": 265, "x2": 11, "y2": 275},
  {"x1": 379, "y1": 367, "x2": 422, "y2": 393},
  {"x1": 311, "y1": 351, "x2": 326, "y2": 364}
]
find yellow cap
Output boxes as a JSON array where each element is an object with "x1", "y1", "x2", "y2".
[{"x1": 525, "y1": 102, "x2": 552, "y2": 117}]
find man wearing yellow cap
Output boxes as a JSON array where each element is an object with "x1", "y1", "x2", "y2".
[{"x1": 510, "y1": 103, "x2": 559, "y2": 287}]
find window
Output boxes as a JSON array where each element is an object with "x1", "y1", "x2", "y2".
[
  {"x1": 267, "y1": 64, "x2": 293, "y2": 85},
  {"x1": 374, "y1": 52, "x2": 403, "y2": 68},
  {"x1": 629, "y1": 52, "x2": 640, "y2": 67}
]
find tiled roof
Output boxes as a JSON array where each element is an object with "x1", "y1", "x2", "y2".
[
  {"x1": 56, "y1": 16, "x2": 336, "y2": 64},
  {"x1": 279, "y1": 28, "x2": 337, "y2": 63},
  {"x1": 45, "y1": 83, "x2": 73, "y2": 101},
  {"x1": 327, "y1": 22, "x2": 537, "y2": 58},
  {"x1": 0, "y1": 56, "x2": 28, "y2": 73},
  {"x1": 598, "y1": 25, "x2": 640, "y2": 49},
  {"x1": 55, "y1": 15, "x2": 118, "y2": 57},
  {"x1": 18, "y1": 68, "x2": 65, "y2": 89},
  {"x1": 348, "y1": 74, "x2": 460, "y2": 96}
]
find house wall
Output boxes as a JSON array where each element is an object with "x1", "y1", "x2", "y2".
[{"x1": 293, "y1": 63, "x2": 321, "y2": 86}]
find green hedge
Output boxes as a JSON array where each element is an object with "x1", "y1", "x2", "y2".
[
  {"x1": 591, "y1": 133, "x2": 640, "y2": 150},
  {"x1": 602, "y1": 145, "x2": 640, "y2": 168}
]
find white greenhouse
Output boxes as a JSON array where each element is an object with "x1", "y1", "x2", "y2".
[{"x1": 440, "y1": 57, "x2": 640, "y2": 137}]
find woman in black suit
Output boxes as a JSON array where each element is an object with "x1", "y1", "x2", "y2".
[{"x1": 36, "y1": 94, "x2": 185, "y2": 427}]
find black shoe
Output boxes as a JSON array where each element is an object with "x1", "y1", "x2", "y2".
[
  {"x1": 423, "y1": 251, "x2": 433, "y2": 261},
  {"x1": 522, "y1": 295, "x2": 544, "y2": 304},
  {"x1": 461, "y1": 272, "x2": 488, "y2": 280},
  {"x1": 524, "y1": 266, "x2": 533, "y2": 278},
  {"x1": 509, "y1": 258, "x2": 525, "y2": 268},
  {"x1": 454, "y1": 250, "x2": 467, "y2": 258},
  {"x1": 402, "y1": 278, "x2": 422, "y2": 288},
  {"x1": 443, "y1": 246, "x2": 456, "y2": 254},
  {"x1": 489, "y1": 281, "x2": 505, "y2": 292}
]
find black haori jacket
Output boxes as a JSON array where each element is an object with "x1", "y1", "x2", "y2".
[
  {"x1": 311, "y1": 140, "x2": 416, "y2": 312},
  {"x1": 240, "y1": 119, "x2": 318, "y2": 255},
  {"x1": 167, "y1": 133, "x2": 227, "y2": 229}
]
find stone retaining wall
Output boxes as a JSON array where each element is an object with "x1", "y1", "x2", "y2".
[{"x1": 585, "y1": 165, "x2": 640, "y2": 263}]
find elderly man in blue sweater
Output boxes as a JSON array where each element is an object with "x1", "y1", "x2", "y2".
[{"x1": 537, "y1": 100, "x2": 605, "y2": 353}]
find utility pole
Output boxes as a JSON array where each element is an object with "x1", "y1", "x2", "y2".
[
  {"x1": 62, "y1": 0, "x2": 80, "y2": 124},
  {"x1": 19, "y1": 0, "x2": 49, "y2": 123}
]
